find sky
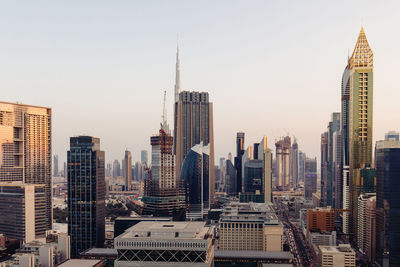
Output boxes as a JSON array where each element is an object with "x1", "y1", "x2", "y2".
[{"x1": 1, "y1": 1, "x2": 400, "y2": 167}]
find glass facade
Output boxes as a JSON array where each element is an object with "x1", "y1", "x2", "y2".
[
  {"x1": 243, "y1": 160, "x2": 263, "y2": 193},
  {"x1": 375, "y1": 142, "x2": 400, "y2": 266},
  {"x1": 180, "y1": 144, "x2": 210, "y2": 219},
  {"x1": 68, "y1": 136, "x2": 105, "y2": 257}
]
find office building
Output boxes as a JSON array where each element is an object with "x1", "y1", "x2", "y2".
[
  {"x1": 0, "y1": 101, "x2": 52, "y2": 238},
  {"x1": 112, "y1": 160, "x2": 120, "y2": 178},
  {"x1": 141, "y1": 150, "x2": 148, "y2": 164},
  {"x1": 290, "y1": 139, "x2": 299, "y2": 187},
  {"x1": 318, "y1": 244, "x2": 356, "y2": 267},
  {"x1": 234, "y1": 132, "x2": 245, "y2": 195},
  {"x1": 321, "y1": 131, "x2": 328, "y2": 206},
  {"x1": 218, "y1": 202, "x2": 283, "y2": 252},
  {"x1": 309, "y1": 231, "x2": 336, "y2": 248},
  {"x1": 298, "y1": 151, "x2": 306, "y2": 183},
  {"x1": 275, "y1": 136, "x2": 291, "y2": 189},
  {"x1": 180, "y1": 143, "x2": 210, "y2": 220},
  {"x1": 347, "y1": 27, "x2": 374, "y2": 236},
  {"x1": 304, "y1": 157, "x2": 317, "y2": 199},
  {"x1": 385, "y1": 131, "x2": 399, "y2": 141},
  {"x1": 365, "y1": 195, "x2": 376, "y2": 263},
  {"x1": 142, "y1": 108, "x2": 185, "y2": 219},
  {"x1": 53, "y1": 155, "x2": 59, "y2": 177},
  {"x1": 214, "y1": 250, "x2": 293, "y2": 266},
  {"x1": 357, "y1": 193, "x2": 375, "y2": 257},
  {"x1": 0, "y1": 183, "x2": 46, "y2": 243},
  {"x1": 225, "y1": 159, "x2": 236, "y2": 196},
  {"x1": 375, "y1": 139, "x2": 400, "y2": 266},
  {"x1": 333, "y1": 130, "x2": 343, "y2": 211},
  {"x1": 67, "y1": 136, "x2": 105, "y2": 257},
  {"x1": 114, "y1": 221, "x2": 214, "y2": 267},
  {"x1": 326, "y1": 113, "x2": 340, "y2": 207},
  {"x1": 307, "y1": 207, "x2": 335, "y2": 234},
  {"x1": 174, "y1": 91, "x2": 215, "y2": 204},
  {"x1": 124, "y1": 150, "x2": 132, "y2": 191}
]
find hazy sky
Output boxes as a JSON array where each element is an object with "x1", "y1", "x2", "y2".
[{"x1": 1, "y1": 1, "x2": 400, "y2": 166}]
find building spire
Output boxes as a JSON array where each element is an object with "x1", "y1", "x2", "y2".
[
  {"x1": 160, "y1": 90, "x2": 170, "y2": 134},
  {"x1": 349, "y1": 27, "x2": 373, "y2": 69},
  {"x1": 174, "y1": 41, "x2": 181, "y2": 103}
]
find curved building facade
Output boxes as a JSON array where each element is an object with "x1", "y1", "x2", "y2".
[{"x1": 180, "y1": 143, "x2": 210, "y2": 220}]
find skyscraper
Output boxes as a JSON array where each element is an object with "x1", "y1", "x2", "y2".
[
  {"x1": 174, "y1": 91, "x2": 215, "y2": 204},
  {"x1": 112, "y1": 159, "x2": 120, "y2": 178},
  {"x1": 67, "y1": 136, "x2": 105, "y2": 257},
  {"x1": 345, "y1": 27, "x2": 374, "y2": 236},
  {"x1": 142, "y1": 100, "x2": 185, "y2": 219},
  {"x1": 320, "y1": 132, "x2": 328, "y2": 206},
  {"x1": 298, "y1": 151, "x2": 306, "y2": 184},
  {"x1": 53, "y1": 155, "x2": 59, "y2": 177},
  {"x1": 275, "y1": 136, "x2": 291, "y2": 189},
  {"x1": 180, "y1": 142, "x2": 210, "y2": 220},
  {"x1": 140, "y1": 150, "x2": 148, "y2": 165},
  {"x1": 234, "y1": 132, "x2": 245, "y2": 195},
  {"x1": 304, "y1": 157, "x2": 317, "y2": 199},
  {"x1": 0, "y1": 101, "x2": 52, "y2": 238},
  {"x1": 124, "y1": 150, "x2": 132, "y2": 190},
  {"x1": 290, "y1": 139, "x2": 299, "y2": 188},
  {"x1": 375, "y1": 139, "x2": 400, "y2": 266}
]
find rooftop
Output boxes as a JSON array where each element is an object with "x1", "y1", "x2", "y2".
[
  {"x1": 220, "y1": 202, "x2": 280, "y2": 224},
  {"x1": 58, "y1": 259, "x2": 102, "y2": 267},
  {"x1": 319, "y1": 244, "x2": 355, "y2": 254},
  {"x1": 117, "y1": 221, "x2": 210, "y2": 240},
  {"x1": 214, "y1": 250, "x2": 293, "y2": 260}
]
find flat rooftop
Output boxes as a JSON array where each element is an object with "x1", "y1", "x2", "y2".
[
  {"x1": 319, "y1": 244, "x2": 354, "y2": 253},
  {"x1": 215, "y1": 250, "x2": 293, "y2": 260},
  {"x1": 58, "y1": 259, "x2": 102, "y2": 267},
  {"x1": 117, "y1": 221, "x2": 209, "y2": 240}
]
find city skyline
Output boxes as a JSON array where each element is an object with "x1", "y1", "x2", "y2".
[{"x1": 1, "y1": 1, "x2": 400, "y2": 165}]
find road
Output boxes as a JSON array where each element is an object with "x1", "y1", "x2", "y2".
[{"x1": 274, "y1": 199, "x2": 314, "y2": 267}]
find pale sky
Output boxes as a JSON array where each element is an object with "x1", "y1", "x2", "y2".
[{"x1": 1, "y1": 1, "x2": 400, "y2": 166}]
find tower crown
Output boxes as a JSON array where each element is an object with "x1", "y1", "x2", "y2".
[{"x1": 349, "y1": 27, "x2": 373, "y2": 69}]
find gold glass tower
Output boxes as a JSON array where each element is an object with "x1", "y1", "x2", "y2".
[{"x1": 347, "y1": 27, "x2": 374, "y2": 235}]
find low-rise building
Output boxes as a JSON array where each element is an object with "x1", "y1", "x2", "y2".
[
  {"x1": 318, "y1": 244, "x2": 356, "y2": 267},
  {"x1": 309, "y1": 231, "x2": 336, "y2": 247},
  {"x1": 0, "y1": 232, "x2": 70, "y2": 267},
  {"x1": 218, "y1": 202, "x2": 283, "y2": 251},
  {"x1": 114, "y1": 221, "x2": 214, "y2": 266}
]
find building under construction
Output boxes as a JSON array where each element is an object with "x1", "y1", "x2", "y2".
[{"x1": 141, "y1": 92, "x2": 186, "y2": 221}]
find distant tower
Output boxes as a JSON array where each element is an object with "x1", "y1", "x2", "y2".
[
  {"x1": 124, "y1": 150, "x2": 132, "y2": 190},
  {"x1": 234, "y1": 132, "x2": 245, "y2": 195},
  {"x1": 175, "y1": 44, "x2": 181, "y2": 103},
  {"x1": 174, "y1": 91, "x2": 215, "y2": 204},
  {"x1": 53, "y1": 155, "x2": 59, "y2": 177},
  {"x1": 275, "y1": 136, "x2": 291, "y2": 189},
  {"x1": 67, "y1": 136, "x2": 105, "y2": 257},
  {"x1": 141, "y1": 150, "x2": 148, "y2": 164},
  {"x1": 290, "y1": 139, "x2": 299, "y2": 188}
]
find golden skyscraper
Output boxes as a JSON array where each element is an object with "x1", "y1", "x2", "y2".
[{"x1": 344, "y1": 27, "x2": 374, "y2": 236}]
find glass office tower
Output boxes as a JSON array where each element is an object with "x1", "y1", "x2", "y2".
[
  {"x1": 67, "y1": 136, "x2": 105, "y2": 257},
  {"x1": 375, "y1": 140, "x2": 400, "y2": 266}
]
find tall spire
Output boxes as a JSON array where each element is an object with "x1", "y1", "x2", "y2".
[
  {"x1": 160, "y1": 90, "x2": 170, "y2": 134},
  {"x1": 349, "y1": 27, "x2": 373, "y2": 69},
  {"x1": 174, "y1": 42, "x2": 181, "y2": 103}
]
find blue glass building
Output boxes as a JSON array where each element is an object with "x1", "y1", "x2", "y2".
[
  {"x1": 180, "y1": 143, "x2": 210, "y2": 220},
  {"x1": 67, "y1": 136, "x2": 105, "y2": 257},
  {"x1": 375, "y1": 140, "x2": 400, "y2": 266}
]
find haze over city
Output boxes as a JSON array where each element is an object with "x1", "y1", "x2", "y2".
[{"x1": 1, "y1": 1, "x2": 399, "y2": 164}]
